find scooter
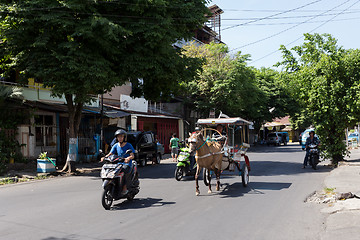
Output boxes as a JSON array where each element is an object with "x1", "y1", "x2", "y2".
[
  {"x1": 100, "y1": 150, "x2": 140, "y2": 210},
  {"x1": 308, "y1": 143, "x2": 320, "y2": 170},
  {"x1": 175, "y1": 147, "x2": 197, "y2": 181}
]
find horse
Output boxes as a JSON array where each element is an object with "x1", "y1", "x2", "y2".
[{"x1": 188, "y1": 132, "x2": 224, "y2": 196}]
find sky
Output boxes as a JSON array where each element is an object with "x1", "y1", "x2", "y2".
[{"x1": 209, "y1": 0, "x2": 360, "y2": 69}]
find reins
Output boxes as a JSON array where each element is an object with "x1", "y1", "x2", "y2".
[
  {"x1": 196, "y1": 136, "x2": 209, "y2": 151},
  {"x1": 194, "y1": 135, "x2": 224, "y2": 160}
]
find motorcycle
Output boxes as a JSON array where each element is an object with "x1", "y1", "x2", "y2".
[
  {"x1": 308, "y1": 143, "x2": 320, "y2": 170},
  {"x1": 100, "y1": 150, "x2": 140, "y2": 210},
  {"x1": 175, "y1": 147, "x2": 197, "y2": 181}
]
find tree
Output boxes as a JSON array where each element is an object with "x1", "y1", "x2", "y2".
[
  {"x1": 0, "y1": 0, "x2": 209, "y2": 172},
  {"x1": 181, "y1": 42, "x2": 298, "y2": 141},
  {"x1": 277, "y1": 33, "x2": 360, "y2": 165},
  {"x1": 0, "y1": 84, "x2": 26, "y2": 174},
  {"x1": 181, "y1": 42, "x2": 261, "y2": 119},
  {"x1": 252, "y1": 68, "x2": 299, "y2": 135}
]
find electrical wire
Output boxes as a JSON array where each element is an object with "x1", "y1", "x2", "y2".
[
  {"x1": 222, "y1": 0, "x2": 323, "y2": 31},
  {"x1": 249, "y1": 0, "x2": 360, "y2": 66},
  {"x1": 221, "y1": 16, "x2": 360, "y2": 27},
  {"x1": 230, "y1": 0, "x2": 353, "y2": 52},
  {"x1": 221, "y1": 10, "x2": 360, "y2": 21}
]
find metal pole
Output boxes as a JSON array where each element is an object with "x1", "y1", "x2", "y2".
[{"x1": 100, "y1": 94, "x2": 104, "y2": 150}]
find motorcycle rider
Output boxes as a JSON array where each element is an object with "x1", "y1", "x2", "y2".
[
  {"x1": 303, "y1": 130, "x2": 320, "y2": 168},
  {"x1": 101, "y1": 129, "x2": 135, "y2": 194}
]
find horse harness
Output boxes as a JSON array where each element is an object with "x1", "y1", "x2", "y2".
[{"x1": 193, "y1": 135, "x2": 224, "y2": 160}]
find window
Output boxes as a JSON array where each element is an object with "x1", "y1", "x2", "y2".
[
  {"x1": 35, "y1": 115, "x2": 55, "y2": 146},
  {"x1": 140, "y1": 134, "x2": 153, "y2": 144}
]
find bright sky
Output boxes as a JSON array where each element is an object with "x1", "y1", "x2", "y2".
[{"x1": 210, "y1": 0, "x2": 360, "y2": 69}]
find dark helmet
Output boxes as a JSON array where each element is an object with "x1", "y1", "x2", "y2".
[{"x1": 114, "y1": 129, "x2": 127, "y2": 139}]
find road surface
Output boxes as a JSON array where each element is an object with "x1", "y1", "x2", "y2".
[{"x1": 0, "y1": 143, "x2": 330, "y2": 240}]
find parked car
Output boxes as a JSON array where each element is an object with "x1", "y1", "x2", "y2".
[
  {"x1": 348, "y1": 132, "x2": 359, "y2": 145},
  {"x1": 111, "y1": 131, "x2": 163, "y2": 166},
  {"x1": 267, "y1": 132, "x2": 288, "y2": 146}
]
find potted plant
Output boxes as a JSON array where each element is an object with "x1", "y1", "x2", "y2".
[{"x1": 37, "y1": 152, "x2": 56, "y2": 173}]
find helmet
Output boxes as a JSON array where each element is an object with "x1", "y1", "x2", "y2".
[
  {"x1": 114, "y1": 129, "x2": 127, "y2": 138},
  {"x1": 195, "y1": 127, "x2": 201, "y2": 131}
]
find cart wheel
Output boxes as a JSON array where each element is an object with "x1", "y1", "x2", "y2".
[
  {"x1": 203, "y1": 169, "x2": 212, "y2": 186},
  {"x1": 241, "y1": 164, "x2": 249, "y2": 187}
]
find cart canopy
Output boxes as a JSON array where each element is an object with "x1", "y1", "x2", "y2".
[{"x1": 197, "y1": 117, "x2": 252, "y2": 126}]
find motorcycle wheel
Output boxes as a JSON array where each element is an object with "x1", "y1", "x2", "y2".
[
  {"x1": 101, "y1": 186, "x2": 113, "y2": 210},
  {"x1": 127, "y1": 194, "x2": 135, "y2": 201},
  {"x1": 312, "y1": 156, "x2": 319, "y2": 170},
  {"x1": 203, "y1": 169, "x2": 211, "y2": 186},
  {"x1": 175, "y1": 167, "x2": 184, "y2": 181},
  {"x1": 156, "y1": 153, "x2": 161, "y2": 164},
  {"x1": 140, "y1": 158, "x2": 147, "y2": 167},
  {"x1": 128, "y1": 173, "x2": 140, "y2": 201}
]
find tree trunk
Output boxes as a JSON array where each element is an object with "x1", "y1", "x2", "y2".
[{"x1": 61, "y1": 94, "x2": 84, "y2": 173}]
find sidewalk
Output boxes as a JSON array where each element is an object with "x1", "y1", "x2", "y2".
[
  {"x1": 0, "y1": 161, "x2": 102, "y2": 185},
  {"x1": 313, "y1": 148, "x2": 360, "y2": 240},
  {"x1": 1, "y1": 154, "x2": 173, "y2": 185}
]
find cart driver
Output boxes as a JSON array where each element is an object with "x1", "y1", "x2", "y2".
[{"x1": 212, "y1": 124, "x2": 227, "y2": 144}]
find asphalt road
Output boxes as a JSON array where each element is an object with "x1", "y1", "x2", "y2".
[{"x1": 0, "y1": 143, "x2": 331, "y2": 240}]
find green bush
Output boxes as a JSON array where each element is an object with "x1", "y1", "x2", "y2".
[{"x1": 0, "y1": 131, "x2": 27, "y2": 173}]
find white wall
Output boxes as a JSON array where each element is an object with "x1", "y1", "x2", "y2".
[{"x1": 120, "y1": 95, "x2": 148, "y2": 113}]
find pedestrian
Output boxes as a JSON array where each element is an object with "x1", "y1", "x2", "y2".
[{"x1": 169, "y1": 133, "x2": 180, "y2": 162}]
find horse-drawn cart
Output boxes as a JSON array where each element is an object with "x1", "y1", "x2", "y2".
[{"x1": 196, "y1": 117, "x2": 252, "y2": 187}]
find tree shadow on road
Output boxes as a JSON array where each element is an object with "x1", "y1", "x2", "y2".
[
  {"x1": 249, "y1": 144, "x2": 304, "y2": 153},
  {"x1": 42, "y1": 237, "x2": 123, "y2": 240},
  {"x1": 219, "y1": 181, "x2": 292, "y2": 198},
  {"x1": 111, "y1": 197, "x2": 175, "y2": 211},
  {"x1": 249, "y1": 160, "x2": 332, "y2": 176}
]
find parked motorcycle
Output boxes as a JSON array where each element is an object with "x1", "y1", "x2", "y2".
[
  {"x1": 100, "y1": 150, "x2": 140, "y2": 210},
  {"x1": 308, "y1": 143, "x2": 320, "y2": 170},
  {"x1": 175, "y1": 147, "x2": 197, "y2": 181}
]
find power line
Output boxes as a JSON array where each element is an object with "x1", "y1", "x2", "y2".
[
  {"x1": 249, "y1": 0, "x2": 360, "y2": 66},
  {"x1": 222, "y1": 0, "x2": 323, "y2": 31},
  {"x1": 221, "y1": 16, "x2": 360, "y2": 27},
  {"x1": 220, "y1": 10, "x2": 360, "y2": 21},
  {"x1": 221, "y1": 8, "x2": 360, "y2": 12},
  {"x1": 230, "y1": 0, "x2": 353, "y2": 52}
]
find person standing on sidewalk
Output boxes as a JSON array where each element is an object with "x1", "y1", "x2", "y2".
[
  {"x1": 303, "y1": 130, "x2": 320, "y2": 168},
  {"x1": 169, "y1": 133, "x2": 180, "y2": 162}
]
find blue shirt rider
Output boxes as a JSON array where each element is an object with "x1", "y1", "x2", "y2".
[{"x1": 102, "y1": 129, "x2": 135, "y2": 194}]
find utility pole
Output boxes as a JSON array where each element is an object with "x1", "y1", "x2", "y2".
[{"x1": 100, "y1": 94, "x2": 104, "y2": 150}]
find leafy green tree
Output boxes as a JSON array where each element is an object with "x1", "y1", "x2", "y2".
[
  {"x1": 251, "y1": 68, "x2": 299, "y2": 135},
  {"x1": 181, "y1": 42, "x2": 298, "y2": 141},
  {"x1": 0, "y1": 85, "x2": 26, "y2": 173},
  {"x1": 181, "y1": 42, "x2": 261, "y2": 119},
  {"x1": 277, "y1": 33, "x2": 360, "y2": 165},
  {"x1": 0, "y1": 0, "x2": 209, "y2": 171}
]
